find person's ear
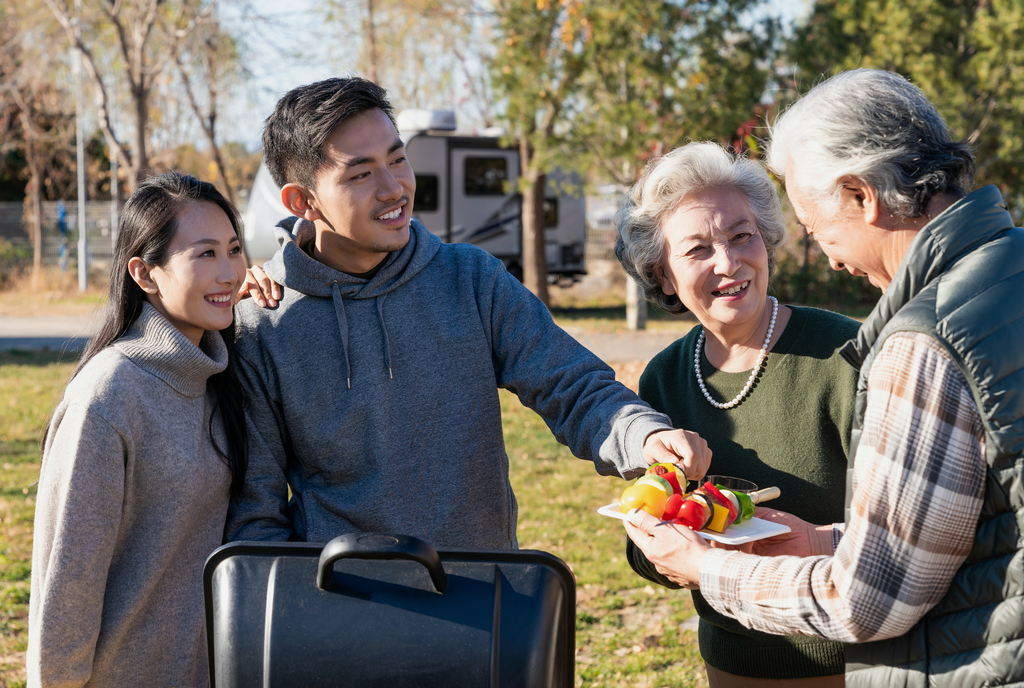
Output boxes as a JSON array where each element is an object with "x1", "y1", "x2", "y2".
[
  {"x1": 128, "y1": 257, "x2": 159, "y2": 295},
  {"x1": 839, "y1": 178, "x2": 881, "y2": 225},
  {"x1": 655, "y1": 263, "x2": 677, "y2": 296},
  {"x1": 281, "y1": 184, "x2": 323, "y2": 222}
]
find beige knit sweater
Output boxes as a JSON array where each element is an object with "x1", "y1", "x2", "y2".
[{"x1": 28, "y1": 304, "x2": 232, "y2": 687}]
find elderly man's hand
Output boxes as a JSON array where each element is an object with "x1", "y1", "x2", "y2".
[
  {"x1": 236, "y1": 264, "x2": 282, "y2": 308},
  {"x1": 624, "y1": 508, "x2": 710, "y2": 589},
  {"x1": 642, "y1": 429, "x2": 711, "y2": 481},
  {"x1": 736, "y1": 507, "x2": 835, "y2": 558}
]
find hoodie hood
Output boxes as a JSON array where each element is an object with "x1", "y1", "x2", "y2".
[
  {"x1": 262, "y1": 216, "x2": 441, "y2": 299},
  {"x1": 256, "y1": 216, "x2": 441, "y2": 388}
]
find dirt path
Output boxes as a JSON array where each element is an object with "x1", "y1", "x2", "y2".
[{"x1": 0, "y1": 315, "x2": 687, "y2": 387}]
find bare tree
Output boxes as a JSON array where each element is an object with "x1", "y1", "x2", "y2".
[
  {"x1": 42, "y1": 0, "x2": 206, "y2": 191},
  {"x1": 170, "y1": 7, "x2": 244, "y2": 204},
  {"x1": 323, "y1": 0, "x2": 488, "y2": 116},
  {"x1": 1, "y1": 0, "x2": 75, "y2": 287}
]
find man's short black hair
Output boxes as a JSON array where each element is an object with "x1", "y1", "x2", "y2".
[{"x1": 262, "y1": 77, "x2": 396, "y2": 190}]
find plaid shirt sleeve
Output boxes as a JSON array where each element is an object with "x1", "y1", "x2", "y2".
[{"x1": 697, "y1": 331, "x2": 986, "y2": 642}]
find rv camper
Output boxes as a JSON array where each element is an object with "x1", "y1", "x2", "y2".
[{"x1": 242, "y1": 110, "x2": 587, "y2": 281}]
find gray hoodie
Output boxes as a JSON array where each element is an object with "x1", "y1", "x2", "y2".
[{"x1": 226, "y1": 218, "x2": 672, "y2": 548}]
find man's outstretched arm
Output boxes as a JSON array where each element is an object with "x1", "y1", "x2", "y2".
[{"x1": 486, "y1": 264, "x2": 710, "y2": 480}]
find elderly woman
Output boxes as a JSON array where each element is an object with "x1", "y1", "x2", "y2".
[{"x1": 616, "y1": 142, "x2": 859, "y2": 687}]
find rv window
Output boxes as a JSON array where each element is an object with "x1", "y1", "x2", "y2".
[
  {"x1": 415, "y1": 175, "x2": 439, "y2": 212},
  {"x1": 544, "y1": 198, "x2": 558, "y2": 228},
  {"x1": 465, "y1": 157, "x2": 508, "y2": 196}
]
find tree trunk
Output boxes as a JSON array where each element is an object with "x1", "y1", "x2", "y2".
[
  {"x1": 29, "y1": 176, "x2": 43, "y2": 290},
  {"x1": 520, "y1": 138, "x2": 549, "y2": 307},
  {"x1": 22, "y1": 119, "x2": 44, "y2": 289},
  {"x1": 366, "y1": 0, "x2": 379, "y2": 84},
  {"x1": 131, "y1": 84, "x2": 149, "y2": 189},
  {"x1": 208, "y1": 135, "x2": 235, "y2": 204}
]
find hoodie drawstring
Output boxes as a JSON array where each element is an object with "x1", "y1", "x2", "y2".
[
  {"x1": 376, "y1": 294, "x2": 393, "y2": 379},
  {"x1": 332, "y1": 282, "x2": 394, "y2": 387},
  {"x1": 331, "y1": 282, "x2": 352, "y2": 389}
]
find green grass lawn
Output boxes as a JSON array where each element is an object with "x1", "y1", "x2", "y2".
[
  {"x1": 502, "y1": 392, "x2": 706, "y2": 687},
  {"x1": 0, "y1": 350, "x2": 79, "y2": 687},
  {"x1": 0, "y1": 349, "x2": 706, "y2": 687}
]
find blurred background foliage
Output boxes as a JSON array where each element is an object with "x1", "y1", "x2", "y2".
[{"x1": 2, "y1": 0, "x2": 1023, "y2": 308}]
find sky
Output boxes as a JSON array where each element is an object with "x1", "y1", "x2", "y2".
[
  {"x1": 218, "y1": 0, "x2": 813, "y2": 151},
  {"x1": 219, "y1": 0, "x2": 339, "y2": 149}
]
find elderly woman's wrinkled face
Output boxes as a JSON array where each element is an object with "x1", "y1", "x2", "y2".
[{"x1": 656, "y1": 186, "x2": 769, "y2": 333}]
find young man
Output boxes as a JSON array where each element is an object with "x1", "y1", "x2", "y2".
[{"x1": 226, "y1": 77, "x2": 710, "y2": 549}]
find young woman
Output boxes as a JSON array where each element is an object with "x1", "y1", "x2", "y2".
[{"x1": 27, "y1": 172, "x2": 248, "y2": 687}]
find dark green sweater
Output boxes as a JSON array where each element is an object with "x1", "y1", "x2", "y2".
[{"x1": 627, "y1": 305, "x2": 859, "y2": 679}]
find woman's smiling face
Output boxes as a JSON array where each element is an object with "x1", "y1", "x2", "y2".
[
  {"x1": 656, "y1": 186, "x2": 769, "y2": 335},
  {"x1": 143, "y1": 201, "x2": 246, "y2": 345}
]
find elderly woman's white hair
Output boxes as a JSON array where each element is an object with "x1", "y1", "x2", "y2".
[
  {"x1": 615, "y1": 142, "x2": 787, "y2": 315},
  {"x1": 767, "y1": 69, "x2": 975, "y2": 220}
]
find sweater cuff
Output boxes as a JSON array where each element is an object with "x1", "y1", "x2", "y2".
[{"x1": 622, "y1": 413, "x2": 674, "y2": 478}]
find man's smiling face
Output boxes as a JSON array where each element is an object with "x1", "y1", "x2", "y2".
[
  {"x1": 308, "y1": 108, "x2": 416, "y2": 273},
  {"x1": 785, "y1": 160, "x2": 893, "y2": 290}
]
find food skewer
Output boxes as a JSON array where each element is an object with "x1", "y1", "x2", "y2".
[{"x1": 618, "y1": 465, "x2": 782, "y2": 533}]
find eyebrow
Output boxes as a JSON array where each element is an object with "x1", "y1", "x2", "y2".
[
  {"x1": 342, "y1": 139, "x2": 405, "y2": 169},
  {"x1": 678, "y1": 217, "x2": 753, "y2": 244},
  {"x1": 188, "y1": 236, "x2": 239, "y2": 248}
]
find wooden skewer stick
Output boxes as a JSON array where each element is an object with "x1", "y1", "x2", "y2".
[{"x1": 749, "y1": 487, "x2": 780, "y2": 504}]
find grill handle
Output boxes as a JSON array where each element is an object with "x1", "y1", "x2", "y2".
[{"x1": 316, "y1": 533, "x2": 449, "y2": 593}]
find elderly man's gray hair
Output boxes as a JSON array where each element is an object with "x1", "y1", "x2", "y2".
[
  {"x1": 615, "y1": 142, "x2": 787, "y2": 314},
  {"x1": 767, "y1": 69, "x2": 975, "y2": 220}
]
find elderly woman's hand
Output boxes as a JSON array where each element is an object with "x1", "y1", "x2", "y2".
[
  {"x1": 623, "y1": 508, "x2": 711, "y2": 589},
  {"x1": 642, "y1": 429, "x2": 711, "y2": 481},
  {"x1": 737, "y1": 507, "x2": 836, "y2": 558}
]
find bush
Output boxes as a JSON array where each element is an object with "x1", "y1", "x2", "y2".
[
  {"x1": 770, "y1": 237, "x2": 881, "y2": 309},
  {"x1": 0, "y1": 239, "x2": 32, "y2": 289},
  {"x1": 0, "y1": 238, "x2": 31, "y2": 264}
]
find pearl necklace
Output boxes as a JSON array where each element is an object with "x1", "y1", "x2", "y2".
[{"x1": 694, "y1": 296, "x2": 778, "y2": 410}]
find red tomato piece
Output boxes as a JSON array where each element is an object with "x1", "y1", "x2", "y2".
[
  {"x1": 662, "y1": 493, "x2": 684, "y2": 520},
  {"x1": 673, "y1": 498, "x2": 706, "y2": 530},
  {"x1": 702, "y1": 481, "x2": 738, "y2": 522}
]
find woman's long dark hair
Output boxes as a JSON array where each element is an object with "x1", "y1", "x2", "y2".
[{"x1": 58, "y1": 172, "x2": 248, "y2": 498}]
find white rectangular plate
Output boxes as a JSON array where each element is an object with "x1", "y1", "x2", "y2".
[{"x1": 598, "y1": 502, "x2": 791, "y2": 545}]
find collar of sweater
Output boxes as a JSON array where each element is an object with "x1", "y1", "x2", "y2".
[
  {"x1": 261, "y1": 217, "x2": 441, "y2": 300},
  {"x1": 113, "y1": 303, "x2": 229, "y2": 398},
  {"x1": 840, "y1": 184, "x2": 1015, "y2": 367}
]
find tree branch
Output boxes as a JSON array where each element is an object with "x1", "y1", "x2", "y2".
[{"x1": 41, "y1": 0, "x2": 133, "y2": 173}]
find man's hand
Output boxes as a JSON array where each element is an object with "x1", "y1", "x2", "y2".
[
  {"x1": 624, "y1": 508, "x2": 710, "y2": 589},
  {"x1": 643, "y1": 429, "x2": 711, "y2": 481},
  {"x1": 236, "y1": 264, "x2": 282, "y2": 308},
  {"x1": 736, "y1": 507, "x2": 835, "y2": 557}
]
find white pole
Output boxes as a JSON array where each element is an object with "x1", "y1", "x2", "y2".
[{"x1": 74, "y1": 0, "x2": 88, "y2": 292}]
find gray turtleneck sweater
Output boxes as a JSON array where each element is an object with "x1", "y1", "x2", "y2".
[{"x1": 28, "y1": 304, "x2": 232, "y2": 688}]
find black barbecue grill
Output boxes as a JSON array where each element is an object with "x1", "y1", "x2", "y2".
[{"x1": 204, "y1": 533, "x2": 576, "y2": 687}]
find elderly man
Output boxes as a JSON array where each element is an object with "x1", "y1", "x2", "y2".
[{"x1": 625, "y1": 68, "x2": 1024, "y2": 687}]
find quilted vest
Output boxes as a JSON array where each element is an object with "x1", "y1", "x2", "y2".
[{"x1": 838, "y1": 186, "x2": 1024, "y2": 688}]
